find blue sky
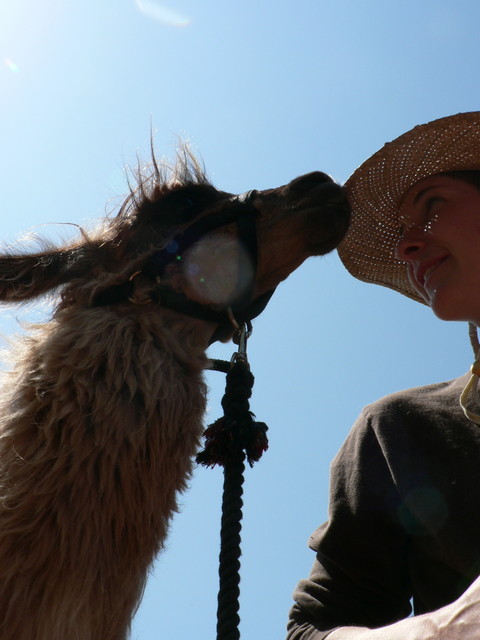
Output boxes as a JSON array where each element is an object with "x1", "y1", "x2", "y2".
[{"x1": 1, "y1": 1, "x2": 480, "y2": 638}]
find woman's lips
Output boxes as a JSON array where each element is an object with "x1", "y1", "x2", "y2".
[{"x1": 417, "y1": 256, "x2": 449, "y2": 288}]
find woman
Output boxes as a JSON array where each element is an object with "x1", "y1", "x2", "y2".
[{"x1": 287, "y1": 112, "x2": 480, "y2": 639}]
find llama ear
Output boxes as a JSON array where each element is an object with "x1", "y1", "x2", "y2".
[{"x1": 0, "y1": 246, "x2": 85, "y2": 302}]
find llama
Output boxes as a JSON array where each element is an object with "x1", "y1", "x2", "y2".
[{"x1": 0, "y1": 148, "x2": 349, "y2": 640}]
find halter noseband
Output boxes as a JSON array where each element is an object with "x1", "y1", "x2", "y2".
[{"x1": 92, "y1": 190, "x2": 276, "y2": 343}]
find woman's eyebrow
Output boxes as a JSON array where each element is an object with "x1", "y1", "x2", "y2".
[{"x1": 412, "y1": 185, "x2": 439, "y2": 205}]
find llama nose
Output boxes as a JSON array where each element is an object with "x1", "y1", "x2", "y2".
[{"x1": 287, "y1": 171, "x2": 333, "y2": 194}]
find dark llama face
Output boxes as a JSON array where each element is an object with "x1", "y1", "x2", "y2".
[
  {"x1": 0, "y1": 150, "x2": 350, "y2": 342},
  {"x1": 112, "y1": 163, "x2": 350, "y2": 328}
]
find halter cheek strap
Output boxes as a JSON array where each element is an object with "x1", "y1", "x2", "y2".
[{"x1": 92, "y1": 190, "x2": 277, "y2": 344}]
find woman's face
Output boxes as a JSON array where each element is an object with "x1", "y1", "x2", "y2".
[{"x1": 395, "y1": 174, "x2": 480, "y2": 325}]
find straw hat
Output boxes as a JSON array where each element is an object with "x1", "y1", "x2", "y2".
[{"x1": 338, "y1": 111, "x2": 480, "y2": 303}]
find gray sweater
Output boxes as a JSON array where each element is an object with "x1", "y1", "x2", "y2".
[{"x1": 287, "y1": 374, "x2": 480, "y2": 639}]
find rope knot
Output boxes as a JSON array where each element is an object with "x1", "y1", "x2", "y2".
[{"x1": 196, "y1": 358, "x2": 269, "y2": 468}]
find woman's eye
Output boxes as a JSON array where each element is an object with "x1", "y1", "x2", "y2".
[
  {"x1": 421, "y1": 196, "x2": 445, "y2": 231},
  {"x1": 425, "y1": 196, "x2": 444, "y2": 213}
]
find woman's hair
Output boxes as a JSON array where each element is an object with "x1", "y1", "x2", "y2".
[{"x1": 442, "y1": 170, "x2": 480, "y2": 191}]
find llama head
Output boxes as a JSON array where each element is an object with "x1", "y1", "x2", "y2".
[{"x1": 0, "y1": 146, "x2": 350, "y2": 341}]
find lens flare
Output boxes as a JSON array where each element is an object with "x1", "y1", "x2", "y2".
[
  {"x1": 183, "y1": 235, "x2": 254, "y2": 306},
  {"x1": 4, "y1": 59, "x2": 19, "y2": 73},
  {"x1": 134, "y1": 0, "x2": 191, "y2": 27}
]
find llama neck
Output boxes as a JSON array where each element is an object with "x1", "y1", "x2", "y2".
[
  {"x1": 4, "y1": 305, "x2": 213, "y2": 446},
  {"x1": 148, "y1": 305, "x2": 220, "y2": 362},
  {"x1": 0, "y1": 304, "x2": 211, "y2": 640}
]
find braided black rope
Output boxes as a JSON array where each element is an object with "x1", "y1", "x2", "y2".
[
  {"x1": 197, "y1": 341, "x2": 268, "y2": 640},
  {"x1": 216, "y1": 449, "x2": 245, "y2": 640}
]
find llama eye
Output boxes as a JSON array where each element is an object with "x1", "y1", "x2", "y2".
[
  {"x1": 179, "y1": 197, "x2": 195, "y2": 209},
  {"x1": 146, "y1": 186, "x2": 218, "y2": 226},
  {"x1": 172, "y1": 193, "x2": 200, "y2": 217}
]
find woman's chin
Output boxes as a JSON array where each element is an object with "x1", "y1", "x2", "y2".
[{"x1": 429, "y1": 290, "x2": 479, "y2": 324}]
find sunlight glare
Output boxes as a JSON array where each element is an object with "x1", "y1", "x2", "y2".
[
  {"x1": 134, "y1": 0, "x2": 191, "y2": 27},
  {"x1": 4, "y1": 59, "x2": 19, "y2": 73}
]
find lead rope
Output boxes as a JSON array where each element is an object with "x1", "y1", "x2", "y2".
[{"x1": 197, "y1": 321, "x2": 269, "y2": 640}]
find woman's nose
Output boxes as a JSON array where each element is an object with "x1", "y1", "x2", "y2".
[{"x1": 395, "y1": 229, "x2": 427, "y2": 261}]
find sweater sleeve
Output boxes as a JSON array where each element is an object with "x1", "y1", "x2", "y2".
[{"x1": 287, "y1": 409, "x2": 412, "y2": 639}]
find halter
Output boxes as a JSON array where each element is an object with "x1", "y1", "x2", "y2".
[{"x1": 92, "y1": 190, "x2": 276, "y2": 343}]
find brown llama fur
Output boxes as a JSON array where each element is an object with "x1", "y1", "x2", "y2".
[{"x1": 0, "y1": 147, "x2": 349, "y2": 639}]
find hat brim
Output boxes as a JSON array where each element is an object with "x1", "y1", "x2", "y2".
[{"x1": 338, "y1": 111, "x2": 480, "y2": 303}]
